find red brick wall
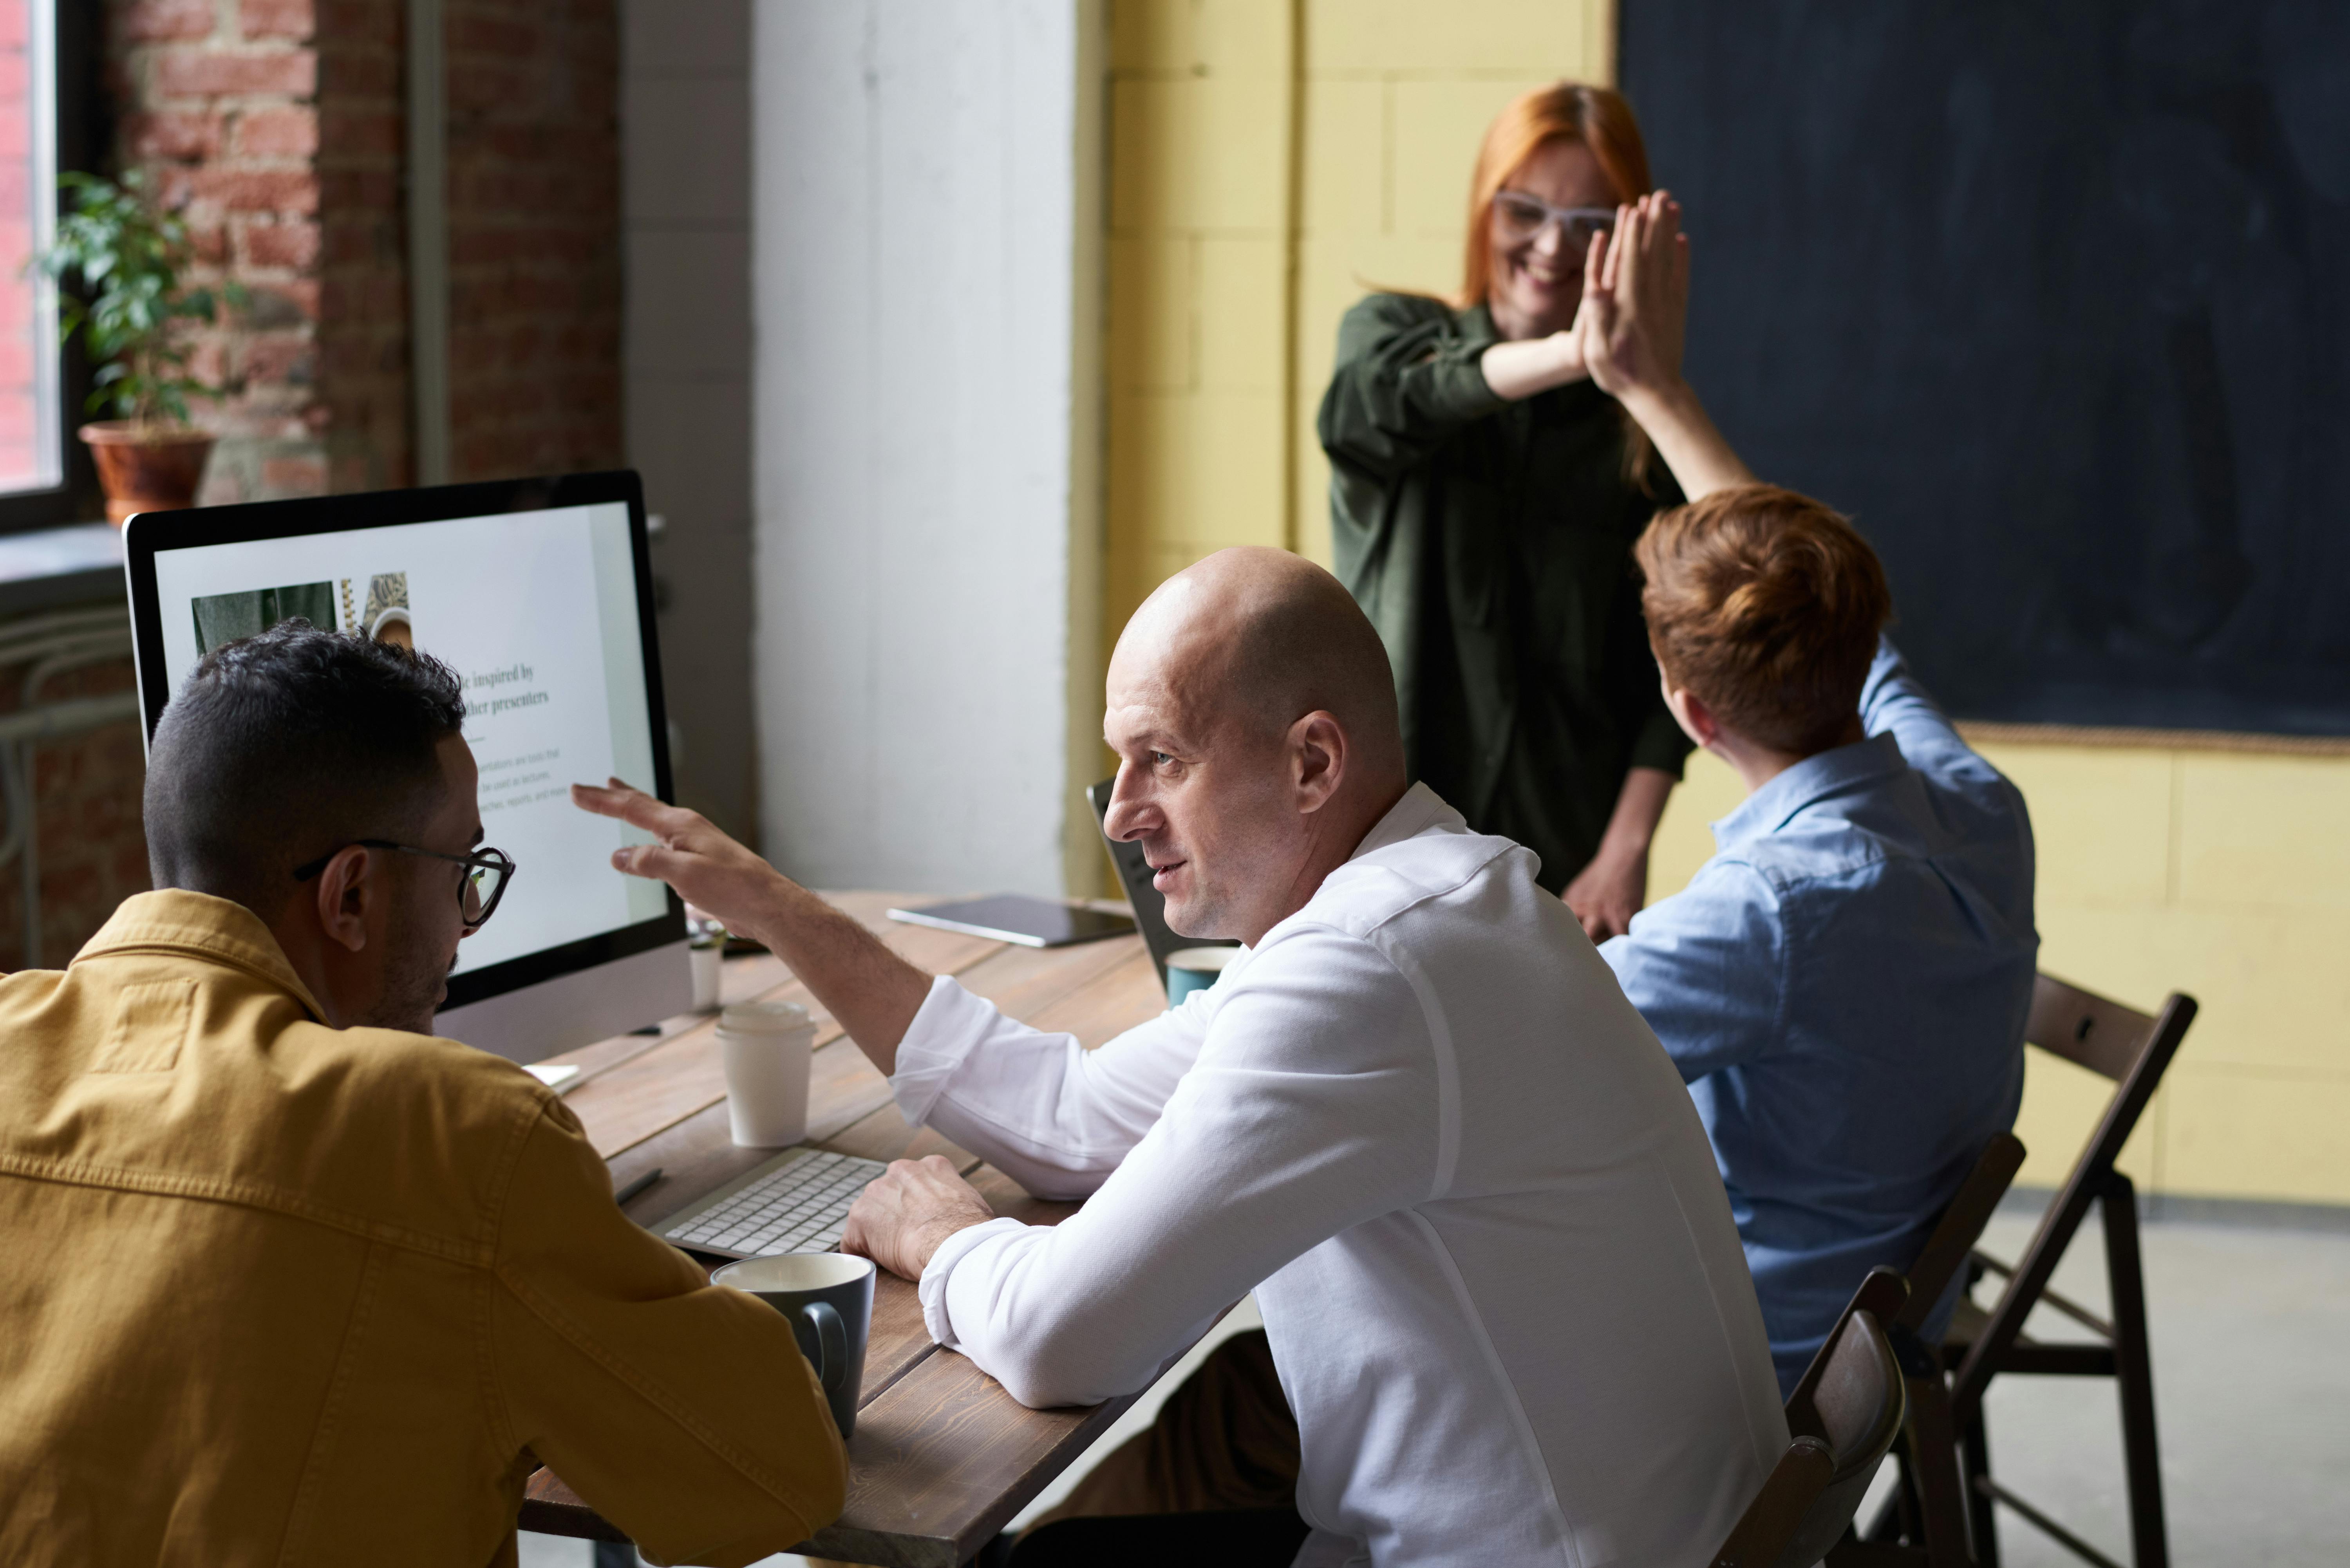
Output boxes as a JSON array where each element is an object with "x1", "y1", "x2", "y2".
[
  {"x1": 107, "y1": 0, "x2": 624, "y2": 496},
  {"x1": 2, "y1": 2, "x2": 625, "y2": 974},
  {"x1": 108, "y1": 0, "x2": 343, "y2": 503},
  {"x1": 444, "y1": 0, "x2": 621, "y2": 481}
]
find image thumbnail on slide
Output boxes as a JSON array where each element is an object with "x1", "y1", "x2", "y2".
[
  {"x1": 360, "y1": 573, "x2": 412, "y2": 649},
  {"x1": 192, "y1": 572, "x2": 414, "y2": 655}
]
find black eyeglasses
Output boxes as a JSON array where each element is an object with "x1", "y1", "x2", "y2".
[{"x1": 292, "y1": 840, "x2": 517, "y2": 932}]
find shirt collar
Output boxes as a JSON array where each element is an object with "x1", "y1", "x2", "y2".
[
  {"x1": 1349, "y1": 781, "x2": 1458, "y2": 863},
  {"x1": 1709, "y1": 732, "x2": 1908, "y2": 854},
  {"x1": 1224, "y1": 786, "x2": 1457, "y2": 966},
  {"x1": 73, "y1": 889, "x2": 328, "y2": 1021}
]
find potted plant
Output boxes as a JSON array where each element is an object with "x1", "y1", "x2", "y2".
[{"x1": 38, "y1": 170, "x2": 243, "y2": 524}]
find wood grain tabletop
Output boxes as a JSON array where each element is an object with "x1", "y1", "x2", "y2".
[{"x1": 515, "y1": 893, "x2": 1170, "y2": 1567}]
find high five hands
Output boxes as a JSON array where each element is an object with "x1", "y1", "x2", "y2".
[
  {"x1": 1576, "y1": 188, "x2": 1753, "y2": 501},
  {"x1": 1574, "y1": 189, "x2": 1691, "y2": 406}
]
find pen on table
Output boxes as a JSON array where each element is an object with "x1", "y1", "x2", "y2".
[{"x1": 614, "y1": 1167, "x2": 662, "y2": 1206}]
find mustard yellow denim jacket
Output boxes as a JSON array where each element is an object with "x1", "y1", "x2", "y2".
[{"x1": 0, "y1": 891, "x2": 846, "y2": 1567}]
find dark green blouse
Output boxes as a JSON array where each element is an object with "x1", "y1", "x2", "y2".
[{"x1": 1318, "y1": 292, "x2": 1692, "y2": 892}]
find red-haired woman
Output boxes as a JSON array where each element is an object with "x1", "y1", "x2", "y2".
[{"x1": 1318, "y1": 82, "x2": 1750, "y2": 939}]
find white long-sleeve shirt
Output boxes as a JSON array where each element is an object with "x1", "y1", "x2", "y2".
[{"x1": 893, "y1": 785, "x2": 1786, "y2": 1568}]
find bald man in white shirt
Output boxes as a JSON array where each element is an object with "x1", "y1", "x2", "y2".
[{"x1": 574, "y1": 547, "x2": 1784, "y2": 1568}]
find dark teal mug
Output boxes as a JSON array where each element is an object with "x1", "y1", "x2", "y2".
[
  {"x1": 714, "y1": 1252, "x2": 876, "y2": 1438},
  {"x1": 1166, "y1": 946, "x2": 1237, "y2": 1005}
]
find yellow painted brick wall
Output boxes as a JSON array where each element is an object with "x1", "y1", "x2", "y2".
[
  {"x1": 1105, "y1": 0, "x2": 1297, "y2": 658},
  {"x1": 1103, "y1": 0, "x2": 1613, "y2": 656},
  {"x1": 1650, "y1": 742, "x2": 2350, "y2": 1207}
]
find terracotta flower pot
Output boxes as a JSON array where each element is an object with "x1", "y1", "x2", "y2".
[{"x1": 78, "y1": 421, "x2": 216, "y2": 526}]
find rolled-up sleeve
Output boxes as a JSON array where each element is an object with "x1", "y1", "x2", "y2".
[
  {"x1": 912, "y1": 929, "x2": 1439, "y2": 1411},
  {"x1": 1317, "y1": 294, "x2": 1505, "y2": 481}
]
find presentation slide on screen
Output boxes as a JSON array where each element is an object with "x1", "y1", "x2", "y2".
[{"x1": 148, "y1": 502, "x2": 669, "y2": 975}]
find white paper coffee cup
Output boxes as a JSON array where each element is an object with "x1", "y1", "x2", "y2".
[
  {"x1": 690, "y1": 944, "x2": 724, "y2": 1012},
  {"x1": 719, "y1": 1000, "x2": 815, "y2": 1147}
]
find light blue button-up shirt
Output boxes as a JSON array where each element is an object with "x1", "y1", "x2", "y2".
[{"x1": 1602, "y1": 639, "x2": 2037, "y2": 1393}]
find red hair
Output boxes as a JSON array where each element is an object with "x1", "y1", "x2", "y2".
[{"x1": 1458, "y1": 83, "x2": 1653, "y2": 310}]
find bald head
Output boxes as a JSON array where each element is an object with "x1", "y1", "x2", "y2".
[
  {"x1": 1113, "y1": 546, "x2": 1404, "y2": 771},
  {"x1": 1103, "y1": 549, "x2": 1409, "y2": 944}
]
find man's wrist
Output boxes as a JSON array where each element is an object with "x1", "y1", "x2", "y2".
[
  {"x1": 1613, "y1": 375, "x2": 1697, "y2": 432},
  {"x1": 741, "y1": 870, "x2": 819, "y2": 957},
  {"x1": 909, "y1": 1212, "x2": 993, "y2": 1277}
]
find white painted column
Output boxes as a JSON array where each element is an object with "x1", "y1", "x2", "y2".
[{"x1": 751, "y1": 0, "x2": 1103, "y2": 896}]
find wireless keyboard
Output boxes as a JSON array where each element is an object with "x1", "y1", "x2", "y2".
[{"x1": 650, "y1": 1147, "x2": 888, "y2": 1260}]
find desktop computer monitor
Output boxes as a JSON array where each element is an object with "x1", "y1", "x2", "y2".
[{"x1": 122, "y1": 471, "x2": 689, "y2": 1063}]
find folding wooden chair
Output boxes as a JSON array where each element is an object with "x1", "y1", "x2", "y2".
[
  {"x1": 1712, "y1": 1277, "x2": 1908, "y2": 1568},
  {"x1": 1835, "y1": 1132, "x2": 2026, "y2": 1568},
  {"x1": 1940, "y1": 976, "x2": 2198, "y2": 1568}
]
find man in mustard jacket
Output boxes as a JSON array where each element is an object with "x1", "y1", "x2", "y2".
[{"x1": 0, "y1": 622, "x2": 845, "y2": 1566}]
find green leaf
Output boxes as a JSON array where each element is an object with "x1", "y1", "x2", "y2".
[{"x1": 36, "y1": 168, "x2": 236, "y2": 411}]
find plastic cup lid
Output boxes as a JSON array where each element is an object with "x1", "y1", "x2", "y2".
[{"x1": 719, "y1": 999, "x2": 812, "y2": 1032}]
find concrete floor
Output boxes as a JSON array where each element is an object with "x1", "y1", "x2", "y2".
[
  {"x1": 1921, "y1": 1201, "x2": 2350, "y2": 1567},
  {"x1": 522, "y1": 1204, "x2": 2350, "y2": 1567}
]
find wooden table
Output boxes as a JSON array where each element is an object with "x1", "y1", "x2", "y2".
[{"x1": 516, "y1": 894, "x2": 1171, "y2": 1567}]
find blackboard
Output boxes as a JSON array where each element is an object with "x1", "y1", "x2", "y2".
[{"x1": 1621, "y1": 0, "x2": 2350, "y2": 735}]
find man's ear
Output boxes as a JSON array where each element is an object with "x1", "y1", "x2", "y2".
[
  {"x1": 1289, "y1": 710, "x2": 1349, "y2": 815},
  {"x1": 1663, "y1": 683, "x2": 1721, "y2": 751},
  {"x1": 309, "y1": 844, "x2": 377, "y2": 956}
]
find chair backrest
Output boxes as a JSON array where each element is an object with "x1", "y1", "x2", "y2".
[
  {"x1": 2025, "y1": 973, "x2": 2157, "y2": 1081},
  {"x1": 1787, "y1": 1266, "x2": 1905, "y2": 1437},
  {"x1": 1712, "y1": 1309, "x2": 1907, "y2": 1568},
  {"x1": 1951, "y1": 974, "x2": 2197, "y2": 1420}
]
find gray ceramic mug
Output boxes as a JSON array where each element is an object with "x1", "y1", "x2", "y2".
[{"x1": 713, "y1": 1252, "x2": 876, "y2": 1438}]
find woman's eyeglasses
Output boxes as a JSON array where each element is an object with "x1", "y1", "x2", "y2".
[
  {"x1": 1492, "y1": 191, "x2": 1615, "y2": 252},
  {"x1": 292, "y1": 841, "x2": 517, "y2": 932}
]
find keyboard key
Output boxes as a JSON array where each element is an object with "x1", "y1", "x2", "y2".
[{"x1": 648, "y1": 1150, "x2": 885, "y2": 1261}]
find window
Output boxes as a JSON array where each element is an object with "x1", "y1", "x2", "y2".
[
  {"x1": 0, "y1": 0, "x2": 60, "y2": 498},
  {"x1": 0, "y1": 0, "x2": 92, "y2": 531}
]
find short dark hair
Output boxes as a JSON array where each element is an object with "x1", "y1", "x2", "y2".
[{"x1": 144, "y1": 620, "x2": 468, "y2": 918}]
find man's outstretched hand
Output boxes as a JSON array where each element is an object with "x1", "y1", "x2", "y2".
[
  {"x1": 1574, "y1": 188, "x2": 1691, "y2": 405},
  {"x1": 571, "y1": 778, "x2": 788, "y2": 945},
  {"x1": 842, "y1": 1155, "x2": 1000, "y2": 1281}
]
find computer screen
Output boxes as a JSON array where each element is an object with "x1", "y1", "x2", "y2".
[{"x1": 123, "y1": 472, "x2": 687, "y2": 1050}]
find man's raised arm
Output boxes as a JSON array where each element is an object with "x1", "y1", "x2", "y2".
[{"x1": 570, "y1": 779, "x2": 929, "y2": 1075}]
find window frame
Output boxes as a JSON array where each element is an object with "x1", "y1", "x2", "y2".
[{"x1": 0, "y1": 0, "x2": 104, "y2": 533}]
